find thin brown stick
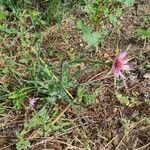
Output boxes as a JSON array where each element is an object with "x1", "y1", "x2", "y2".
[
  {"x1": 135, "y1": 142, "x2": 150, "y2": 150},
  {"x1": 51, "y1": 104, "x2": 70, "y2": 126},
  {"x1": 115, "y1": 118, "x2": 145, "y2": 150},
  {"x1": 101, "y1": 135, "x2": 118, "y2": 150},
  {"x1": 88, "y1": 71, "x2": 106, "y2": 82},
  {"x1": 0, "y1": 143, "x2": 15, "y2": 150}
]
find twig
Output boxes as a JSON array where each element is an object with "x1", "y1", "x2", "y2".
[
  {"x1": 56, "y1": 140, "x2": 83, "y2": 150},
  {"x1": 88, "y1": 71, "x2": 106, "y2": 82},
  {"x1": 101, "y1": 135, "x2": 118, "y2": 150},
  {"x1": 51, "y1": 104, "x2": 70, "y2": 125},
  {"x1": 126, "y1": 44, "x2": 131, "y2": 52},
  {"x1": 0, "y1": 143, "x2": 15, "y2": 150},
  {"x1": 115, "y1": 134, "x2": 126, "y2": 150},
  {"x1": 135, "y1": 142, "x2": 150, "y2": 150},
  {"x1": 87, "y1": 75, "x2": 113, "y2": 84},
  {"x1": 115, "y1": 118, "x2": 145, "y2": 150}
]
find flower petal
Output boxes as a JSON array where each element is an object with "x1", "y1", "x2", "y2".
[
  {"x1": 118, "y1": 51, "x2": 127, "y2": 60},
  {"x1": 29, "y1": 98, "x2": 36, "y2": 107},
  {"x1": 113, "y1": 68, "x2": 121, "y2": 78},
  {"x1": 122, "y1": 64, "x2": 130, "y2": 70},
  {"x1": 113, "y1": 68, "x2": 126, "y2": 79},
  {"x1": 123, "y1": 59, "x2": 128, "y2": 64}
]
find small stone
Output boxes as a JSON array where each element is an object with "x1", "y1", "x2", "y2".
[
  {"x1": 143, "y1": 73, "x2": 150, "y2": 79},
  {"x1": 80, "y1": 43, "x2": 83, "y2": 47}
]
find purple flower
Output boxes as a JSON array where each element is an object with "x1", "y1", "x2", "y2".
[
  {"x1": 112, "y1": 51, "x2": 130, "y2": 78},
  {"x1": 29, "y1": 97, "x2": 37, "y2": 107}
]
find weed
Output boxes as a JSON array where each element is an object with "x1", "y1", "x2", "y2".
[
  {"x1": 107, "y1": 7, "x2": 122, "y2": 26},
  {"x1": 0, "y1": 8, "x2": 7, "y2": 21},
  {"x1": 77, "y1": 85, "x2": 99, "y2": 105},
  {"x1": 84, "y1": 0, "x2": 123, "y2": 27},
  {"x1": 116, "y1": 0, "x2": 135, "y2": 6},
  {"x1": 0, "y1": 103, "x2": 6, "y2": 114},
  {"x1": 43, "y1": 0, "x2": 85, "y2": 25},
  {"x1": 24, "y1": 107, "x2": 50, "y2": 130},
  {"x1": 16, "y1": 107, "x2": 50, "y2": 149},
  {"x1": 16, "y1": 131, "x2": 31, "y2": 150},
  {"x1": 121, "y1": 117, "x2": 131, "y2": 135},
  {"x1": 135, "y1": 28, "x2": 150, "y2": 40},
  {"x1": 8, "y1": 87, "x2": 32, "y2": 109},
  {"x1": 77, "y1": 20, "x2": 107, "y2": 47},
  {"x1": 28, "y1": 9, "x2": 46, "y2": 27},
  {"x1": 16, "y1": 106, "x2": 70, "y2": 149},
  {"x1": 77, "y1": 0, "x2": 135, "y2": 48},
  {"x1": 115, "y1": 91, "x2": 141, "y2": 107},
  {"x1": 26, "y1": 61, "x2": 75, "y2": 104}
]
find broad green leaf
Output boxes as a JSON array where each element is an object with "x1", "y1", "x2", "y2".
[
  {"x1": 82, "y1": 31, "x2": 101, "y2": 47},
  {"x1": 104, "y1": 8, "x2": 109, "y2": 16},
  {"x1": 125, "y1": 0, "x2": 135, "y2": 6},
  {"x1": 76, "y1": 20, "x2": 90, "y2": 34},
  {"x1": 109, "y1": 14, "x2": 117, "y2": 26},
  {"x1": 115, "y1": 8, "x2": 122, "y2": 17}
]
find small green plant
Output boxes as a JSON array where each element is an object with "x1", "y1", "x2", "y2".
[
  {"x1": 24, "y1": 107, "x2": 49, "y2": 130},
  {"x1": 16, "y1": 107, "x2": 50, "y2": 149},
  {"x1": 16, "y1": 106, "x2": 70, "y2": 149},
  {"x1": 0, "y1": 24, "x2": 17, "y2": 36},
  {"x1": 115, "y1": 91, "x2": 141, "y2": 107},
  {"x1": 135, "y1": 28, "x2": 150, "y2": 40},
  {"x1": 8, "y1": 88, "x2": 31, "y2": 109},
  {"x1": 0, "y1": 0, "x2": 31, "y2": 17},
  {"x1": 121, "y1": 117, "x2": 131, "y2": 135},
  {"x1": 84, "y1": 0, "x2": 123, "y2": 27},
  {"x1": 0, "y1": 8, "x2": 7, "y2": 20},
  {"x1": 28, "y1": 61, "x2": 75, "y2": 104},
  {"x1": 28, "y1": 9, "x2": 46, "y2": 27},
  {"x1": 0, "y1": 103, "x2": 6, "y2": 114},
  {"x1": 105, "y1": 7, "x2": 122, "y2": 26},
  {"x1": 77, "y1": 20, "x2": 107, "y2": 47},
  {"x1": 116, "y1": 0, "x2": 135, "y2": 7},
  {"x1": 16, "y1": 132, "x2": 31, "y2": 150},
  {"x1": 44, "y1": 0, "x2": 64, "y2": 24},
  {"x1": 77, "y1": 85, "x2": 99, "y2": 105},
  {"x1": 77, "y1": 0, "x2": 129, "y2": 48}
]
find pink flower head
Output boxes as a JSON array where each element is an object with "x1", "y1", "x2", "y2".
[
  {"x1": 112, "y1": 51, "x2": 130, "y2": 78},
  {"x1": 29, "y1": 97, "x2": 37, "y2": 107}
]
